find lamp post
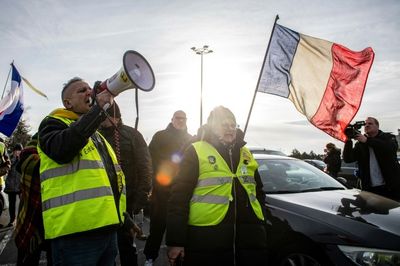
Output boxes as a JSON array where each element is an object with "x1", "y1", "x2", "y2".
[{"x1": 191, "y1": 45, "x2": 213, "y2": 127}]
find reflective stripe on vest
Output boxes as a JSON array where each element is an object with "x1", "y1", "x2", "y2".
[
  {"x1": 38, "y1": 115, "x2": 126, "y2": 239},
  {"x1": 189, "y1": 141, "x2": 264, "y2": 226}
]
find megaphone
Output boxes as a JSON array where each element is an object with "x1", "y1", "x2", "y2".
[{"x1": 98, "y1": 50, "x2": 155, "y2": 96}]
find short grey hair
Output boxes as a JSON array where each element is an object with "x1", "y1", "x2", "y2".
[{"x1": 62, "y1": 77, "x2": 83, "y2": 101}]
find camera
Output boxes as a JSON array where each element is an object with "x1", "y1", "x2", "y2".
[{"x1": 344, "y1": 121, "x2": 366, "y2": 139}]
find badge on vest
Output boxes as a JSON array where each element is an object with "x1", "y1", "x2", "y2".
[
  {"x1": 208, "y1": 156, "x2": 216, "y2": 164},
  {"x1": 208, "y1": 155, "x2": 219, "y2": 170},
  {"x1": 241, "y1": 165, "x2": 248, "y2": 175}
]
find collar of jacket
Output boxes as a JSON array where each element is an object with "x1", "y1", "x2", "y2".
[
  {"x1": 166, "y1": 122, "x2": 188, "y2": 134},
  {"x1": 49, "y1": 108, "x2": 79, "y2": 120}
]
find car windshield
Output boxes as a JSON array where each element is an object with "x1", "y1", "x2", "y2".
[{"x1": 256, "y1": 158, "x2": 346, "y2": 193}]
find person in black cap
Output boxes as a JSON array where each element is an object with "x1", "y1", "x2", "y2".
[
  {"x1": 4, "y1": 143, "x2": 23, "y2": 227},
  {"x1": 100, "y1": 101, "x2": 152, "y2": 266}
]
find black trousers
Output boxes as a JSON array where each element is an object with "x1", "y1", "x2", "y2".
[
  {"x1": 17, "y1": 242, "x2": 52, "y2": 266},
  {"x1": 7, "y1": 192, "x2": 19, "y2": 224},
  {"x1": 183, "y1": 248, "x2": 268, "y2": 266},
  {"x1": 143, "y1": 193, "x2": 167, "y2": 260},
  {"x1": 117, "y1": 229, "x2": 138, "y2": 266}
]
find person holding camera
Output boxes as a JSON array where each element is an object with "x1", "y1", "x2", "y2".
[{"x1": 343, "y1": 117, "x2": 400, "y2": 201}]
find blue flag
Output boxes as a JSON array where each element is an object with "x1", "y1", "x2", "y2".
[{"x1": 0, "y1": 64, "x2": 24, "y2": 137}]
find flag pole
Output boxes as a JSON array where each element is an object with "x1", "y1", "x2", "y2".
[
  {"x1": 243, "y1": 15, "x2": 279, "y2": 136},
  {"x1": 1, "y1": 61, "x2": 14, "y2": 100}
]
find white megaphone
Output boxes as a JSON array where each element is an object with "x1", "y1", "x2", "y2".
[{"x1": 98, "y1": 50, "x2": 155, "y2": 96}]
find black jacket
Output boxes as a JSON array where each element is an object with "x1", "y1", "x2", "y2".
[
  {"x1": 343, "y1": 130, "x2": 400, "y2": 193},
  {"x1": 148, "y1": 123, "x2": 192, "y2": 198},
  {"x1": 166, "y1": 125, "x2": 267, "y2": 250},
  {"x1": 324, "y1": 148, "x2": 341, "y2": 177},
  {"x1": 99, "y1": 123, "x2": 152, "y2": 214}
]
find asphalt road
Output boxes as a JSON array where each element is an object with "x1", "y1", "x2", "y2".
[{"x1": 0, "y1": 207, "x2": 169, "y2": 266}]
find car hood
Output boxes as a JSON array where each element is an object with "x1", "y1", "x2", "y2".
[{"x1": 267, "y1": 189, "x2": 400, "y2": 237}]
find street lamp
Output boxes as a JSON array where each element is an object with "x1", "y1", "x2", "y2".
[{"x1": 191, "y1": 45, "x2": 213, "y2": 127}]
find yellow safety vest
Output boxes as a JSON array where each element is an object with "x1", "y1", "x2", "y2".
[
  {"x1": 38, "y1": 115, "x2": 126, "y2": 239},
  {"x1": 189, "y1": 141, "x2": 264, "y2": 226}
]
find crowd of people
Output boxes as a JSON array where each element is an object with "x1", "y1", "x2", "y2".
[{"x1": 0, "y1": 76, "x2": 399, "y2": 266}]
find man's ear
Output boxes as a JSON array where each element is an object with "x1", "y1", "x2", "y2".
[{"x1": 63, "y1": 99, "x2": 72, "y2": 109}]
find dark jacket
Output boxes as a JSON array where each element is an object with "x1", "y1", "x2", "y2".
[
  {"x1": 148, "y1": 123, "x2": 192, "y2": 198},
  {"x1": 4, "y1": 155, "x2": 21, "y2": 193},
  {"x1": 324, "y1": 148, "x2": 341, "y2": 177},
  {"x1": 166, "y1": 125, "x2": 267, "y2": 250},
  {"x1": 343, "y1": 130, "x2": 400, "y2": 193},
  {"x1": 99, "y1": 123, "x2": 152, "y2": 214},
  {"x1": 38, "y1": 105, "x2": 107, "y2": 164}
]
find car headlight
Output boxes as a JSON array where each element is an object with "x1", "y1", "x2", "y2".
[{"x1": 338, "y1": 245, "x2": 400, "y2": 266}]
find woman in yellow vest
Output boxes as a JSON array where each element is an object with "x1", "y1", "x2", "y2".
[
  {"x1": 37, "y1": 77, "x2": 126, "y2": 266},
  {"x1": 167, "y1": 106, "x2": 268, "y2": 266}
]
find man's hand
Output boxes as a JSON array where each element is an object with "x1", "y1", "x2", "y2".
[
  {"x1": 167, "y1": 246, "x2": 184, "y2": 266},
  {"x1": 354, "y1": 133, "x2": 367, "y2": 143},
  {"x1": 96, "y1": 90, "x2": 114, "y2": 110},
  {"x1": 122, "y1": 212, "x2": 143, "y2": 237}
]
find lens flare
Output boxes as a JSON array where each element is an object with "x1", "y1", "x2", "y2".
[
  {"x1": 156, "y1": 160, "x2": 180, "y2": 186},
  {"x1": 156, "y1": 171, "x2": 171, "y2": 186}
]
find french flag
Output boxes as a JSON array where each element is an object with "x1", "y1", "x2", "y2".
[
  {"x1": 0, "y1": 64, "x2": 24, "y2": 137},
  {"x1": 257, "y1": 23, "x2": 374, "y2": 142}
]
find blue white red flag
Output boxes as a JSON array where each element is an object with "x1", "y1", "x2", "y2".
[
  {"x1": 0, "y1": 64, "x2": 24, "y2": 137},
  {"x1": 257, "y1": 23, "x2": 374, "y2": 141}
]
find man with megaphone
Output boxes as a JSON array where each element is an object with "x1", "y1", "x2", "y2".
[{"x1": 37, "y1": 77, "x2": 126, "y2": 265}]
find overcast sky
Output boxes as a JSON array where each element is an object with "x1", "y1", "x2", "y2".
[{"x1": 1, "y1": 0, "x2": 399, "y2": 155}]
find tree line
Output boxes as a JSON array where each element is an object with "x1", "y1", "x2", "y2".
[{"x1": 289, "y1": 149, "x2": 324, "y2": 160}]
